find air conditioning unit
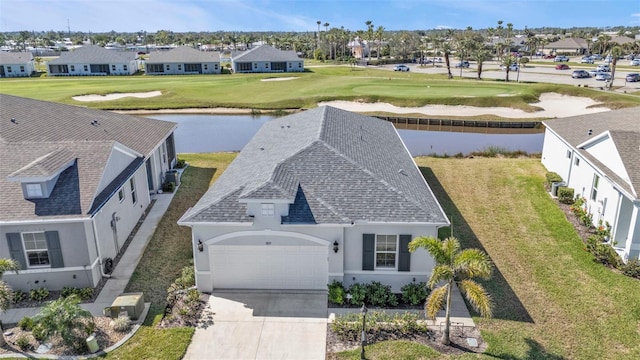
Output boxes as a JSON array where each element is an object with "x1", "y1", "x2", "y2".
[{"x1": 104, "y1": 292, "x2": 145, "y2": 320}]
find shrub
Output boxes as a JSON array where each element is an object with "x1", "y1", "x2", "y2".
[
  {"x1": 162, "y1": 181, "x2": 175, "y2": 193},
  {"x1": 558, "y1": 187, "x2": 575, "y2": 204},
  {"x1": 29, "y1": 287, "x2": 49, "y2": 302},
  {"x1": 622, "y1": 259, "x2": 640, "y2": 279},
  {"x1": 327, "y1": 280, "x2": 346, "y2": 305},
  {"x1": 545, "y1": 172, "x2": 563, "y2": 189},
  {"x1": 61, "y1": 286, "x2": 76, "y2": 298},
  {"x1": 586, "y1": 236, "x2": 622, "y2": 269},
  {"x1": 32, "y1": 295, "x2": 94, "y2": 350},
  {"x1": 32, "y1": 323, "x2": 46, "y2": 342},
  {"x1": 330, "y1": 311, "x2": 429, "y2": 342},
  {"x1": 365, "y1": 281, "x2": 398, "y2": 307},
  {"x1": 176, "y1": 158, "x2": 186, "y2": 168},
  {"x1": 12, "y1": 290, "x2": 27, "y2": 304},
  {"x1": 347, "y1": 283, "x2": 366, "y2": 306},
  {"x1": 18, "y1": 316, "x2": 34, "y2": 331},
  {"x1": 401, "y1": 282, "x2": 429, "y2": 306},
  {"x1": 112, "y1": 315, "x2": 131, "y2": 333},
  {"x1": 78, "y1": 287, "x2": 94, "y2": 301},
  {"x1": 15, "y1": 334, "x2": 31, "y2": 350},
  {"x1": 175, "y1": 266, "x2": 195, "y2": 288}
]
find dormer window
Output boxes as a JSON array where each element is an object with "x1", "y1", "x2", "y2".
[
  {"x1": 26, "y1": 183, "x2": 43, "y2": 197},
  {"x1": 261, "y1": 203, "x2": 275, "y2": 216}
]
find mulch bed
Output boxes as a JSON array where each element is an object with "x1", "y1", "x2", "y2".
[{"x1": 326, "y1": 324, "x2": 486, "y2": 357}]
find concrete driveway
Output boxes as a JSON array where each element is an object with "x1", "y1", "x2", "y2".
[{"x1": 183, "y1": 291, "x2": 328, "y2": 360}]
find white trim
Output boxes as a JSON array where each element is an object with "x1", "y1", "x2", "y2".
[
  {"x1": 576, "y1": 130, "x2": 610, "y2": 149},
  {"x1": 5, "y1": 257, "x2": 99, "y2": 276},
  {"x1": 355, "y1": 220, "x2": 449, "y2": 226},
  {"x1": 197, "y1": 270, "x2": 212, "y2": 275},
  {"x1": 344, "y1": 270, "x2": 430, "y2": 276},
  {"x1": 21, "y1": 231, "x2": 50, "y2": 269},
  {"x1": 205, "y1": 230, "x2": 331, "y2": 246},
  {"x1": 374, "y1": 234, "x2": 399, "y2": 270},
  {"x1": 0, "y1": 217, "x2": 92, "y2": 225},
  {"x1": 328, "y1": 272, "x2": 344, "y2": 277}
]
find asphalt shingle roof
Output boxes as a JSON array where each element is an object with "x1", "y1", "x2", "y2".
[
  {"x1": 146, "y1": 46, "x2": 220, "y2": 63},
  {"x1": 543, "y1": 107, "x2": 640, "y2": 198},
  {"x1": 48, "y1": 45, "x2": 136, "y2": 64},
  {"x1": 232, "y1": 45, "x2": 300, "y2": 62},
  {"x1": 0, "y1": 52, "x2": 33, "y2": 65},
  {"x1": 547, "y1": 37, "x2": 588, "y2": 49},
  {"x1": 0, "y1": 95, "x2": 176, "y2": 221},
  {"x1": 181, "y1": 106, "x2": 449, "y2": 225}
]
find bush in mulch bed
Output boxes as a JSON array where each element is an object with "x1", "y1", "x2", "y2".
[{"x1": 331, "y1": 311, "x2": 431, "y2": 342}]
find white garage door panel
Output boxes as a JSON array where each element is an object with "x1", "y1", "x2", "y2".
[{"x1": 211, "y1": 245, "x2": 328, "y2": 290}]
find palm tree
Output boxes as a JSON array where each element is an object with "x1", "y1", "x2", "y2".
[
  {"x1": 442, "y1": 41, "x2": 453, "y2": 79},
  {"x1": 365, "y1": 21, "x2": 374, "y2": 62},
  {"x1": 609, "y1": 45, "x2": 624, "y2": 88},
  {"x1": 502, "y1": 54, "x2": 517, "y2": 82},
  {"x1": 409, "y1": 237, "x2": 493, "y2": 345},
  {"x1": 376, "y1": 25, "x2": 385, "y2": 61},
  {"x1": 473, "y1": 48, "x2": 491, "y2": 80},
  {"x1": 0, "y1": 259, "x2": 19, "y2": 347}
]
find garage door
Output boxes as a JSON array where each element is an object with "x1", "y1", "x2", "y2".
[{"x1": 211, "y1": 245, "x2": 328, "y2": 290}]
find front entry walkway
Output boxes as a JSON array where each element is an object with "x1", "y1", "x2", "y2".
[{"x1": 183, "y1": 291, "x2": 328, "y2": 360}]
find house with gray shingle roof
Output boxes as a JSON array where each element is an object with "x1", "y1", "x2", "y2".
[
  {"x1": 0, "y1": 52, "x2": 35, "y2": 77},
  {"x1": 178, "y1": 106, "x2": 449, "y2": 292},
  {"x1": 231, "y1": 45, "x2": 303, "y2": 73},
  {"x1": 542, "y1": 107, "x2": 640, "y2": 262},
  {"x1": 545, "y1": 37, "x2": 589, "y2": 55},
  {"x1": 145, "y1": 46, "x2": 221, "y2": 75},
  {"x1": 47, "y1": 45, "x2": 137, "y2": 76},
  {"x1": 0, "y1": 94, "x2": 177, "y2": 291}
]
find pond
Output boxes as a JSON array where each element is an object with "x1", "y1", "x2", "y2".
[{"x1": 148, "y1": 114, "x2": 545, "y2": 156}]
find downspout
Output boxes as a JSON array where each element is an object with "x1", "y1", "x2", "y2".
[{"x1": 91, "y1": 216, "x2": 111, "y2": 279}]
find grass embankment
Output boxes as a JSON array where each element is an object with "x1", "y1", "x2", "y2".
[
  {"x1": 1, "y1": 66, "x2": 638, "y2": 113},
  {"x1": 336, "y1": 157, "x2": 640, "y2": 359},
  {"x1": 106, "y1": 152, "x2": 236, "y2": 359}
]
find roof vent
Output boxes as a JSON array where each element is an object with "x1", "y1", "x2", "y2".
[
  {"x1": 398, "y1": 169, "x2": 407, "y2": 176},
  {"x1": 587, "y1": 129, "x2": 592, "y2": 135},
  {"x1": 10, "y1": 118, "x2": 17, "y2": 124},
  {"x1": 91, "y1": 120, "x2": 100, "y2": 126}
]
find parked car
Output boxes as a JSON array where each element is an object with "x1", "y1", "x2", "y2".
[
  {"x1": 501, "y1": 64, "x2": 519, "y2": 71},
  {"x1": 596, "y1": 64, "x2": 610, "y2": 72},
  {"x1": 580, "y1": 57, "x2": 594, "y2": 64},
  {"x1": 591, "y1": 54, "x2": 603, "y2": 60},
  {"x1": 393, "y1": 64, "x2": 410, "y2": 72},
  {"x1": 554, "y1": 55, "x2": 570, "y2": 62},
  {"x1": 544, "y1": 54, "x2": 556, "y2": 59},
  {"x1": 454, "y1": 61, "x2": 470, "y2": 68},
  {"x1": 626, "y1": 73, "x2": 640, "y2": 82},
  {"x1": 572, "y1": 70, "x2": 590, "y2": 78},
  {"x1": 555, "y1": 64, "x2": 570, "y2": 70},
  {"x1": 630, "y1": 59, "x2": 640, "y2": 66},
  {"x1": 595, "y1": 72, "x2": 611, "y2": 81},
  {"x1": 588, "y1": 69, "x2": 599, "y2": 77}
]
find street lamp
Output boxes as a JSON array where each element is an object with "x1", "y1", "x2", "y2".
[{"x1": 360, "y1": 303, "x2": 368, "y2": 360}]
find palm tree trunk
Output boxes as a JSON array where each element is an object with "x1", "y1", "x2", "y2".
[
  {"x1": 477, "y1": 62, "x2": 483, "y2": 80},
  {"x1": 441, "y1": 281, "x2": 452, "y2": 345},
  {"x1": 610, "y1": 59, "x2": 617, "y2": 88},
  {"x1": 505, "y1": 69, "x2": 510, "y2": 82},
  {"x1": 445, "y1": 53, "x2": 452, "y2": 79}
]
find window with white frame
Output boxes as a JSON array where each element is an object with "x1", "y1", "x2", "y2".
[
  {"x1": 26, "y1": 183, "x2": 43, "y2": 197},
  {"x1": 20, "y1": 65, "x2": 25, "y2": 72},
  {"x1": 118, "y1": 188, "x2": 125, "y2": 202},
  {"x1": 84, "y1": 65, "x2": 88, "y2": 71},
  {"x1": 574, "y1": 157, "x2": 580, "y2": 166},
  {"x1": 566, "y1": 150, "x2": 571, "y2": 158},
  {"x1": 70, "y1": 65, "x2": 75, "y2": 71},
  {"x1": 111, "y1": 65, "x2": 116, "y2": 71},
  {"x1": 590, "y1": 174, "x2": 599, "y2": 201},
  {"x1": 261, "y1": 203, "x2": 275, "y2": 216},
  {"x1": 375, "y1": 235, "x2": 397, "y2": 269},
  {"x1": 130, "y1": 178, "x2": 137, "y2": 204},
  {"x1": 22, "y1": 232, "x2": 49, "y2": 267}
]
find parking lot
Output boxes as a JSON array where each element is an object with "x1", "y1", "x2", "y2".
[{"x1": 383, "y1": 57, "x2": 640, "y2": 92}]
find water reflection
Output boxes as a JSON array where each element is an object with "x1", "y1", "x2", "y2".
[{"x1": 149, "y1": 114, "x2": 544, "y2": 156}]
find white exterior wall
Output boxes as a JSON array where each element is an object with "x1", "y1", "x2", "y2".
[
  {"x1": 541, "y1": 128, "x2": 573, "y2": 182},
  {"x1": 48, "y1": 60, "x2": 136, "y2": 76},
  {"x1": 147, "y1": 141, "x2": 170, "y2": 192},
  {"x1": 0, "y1": 62, "x2": 35, "y2": 77},
  {"x1": 233, "y1": 60, "x2": 304, "y2": 73},
  {"x1": 146, "y1": 62, "x2": 221, "y2": 75},
  {"x1": 97, "y1": 146, "x2": 138, "y2": 194}
]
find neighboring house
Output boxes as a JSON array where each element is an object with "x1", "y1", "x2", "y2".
[
  {"x1": 541, "y1": 108, "x2": 640, "y2": 262},
  {"x1": 0, "y1": 95, "x2": 177, "y2": 291},
  {"x1": 348, "y1": 37, "x2": 370, "y2": 59},
  {"x1": 0, "y1": 52, "x2": 35, "y2": 77},
  {"x1": 179, "y1": 106, "x2": 449, "y2": 292},
  {"x1": 145, "y1": 46, "x2": 221, "y2": 75},
  {"x1": 47, "y1": 45, "x2": 137, "y2": 76},
  {"x1": 231, "y1": 45, "x2": 304, "y2": 73},
  {"x1": 545, "y1": 38, "x2": 588, "y2": 55}
]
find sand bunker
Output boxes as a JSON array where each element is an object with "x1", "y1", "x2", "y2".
[
  {"x1": 260, "y1": 77, "x2": 299, "y2": 82},
  {"x1": 73, "y1": 91, "x2": 162, "y2": 102},
  {"x1": 319, "y1": 93, "x2": 609, "y2": 119}
]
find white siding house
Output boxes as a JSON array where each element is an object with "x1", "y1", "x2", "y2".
[
  {"x1": 231, "y1": 45, "x2": 304, "y2": 73},
  {"x1": 145, "y1": 46, "x2": 221, "y2": 75},
  {"x1": 541, "y1": 108, "x2": 640, "y2": 261},
  {"x1": 47, "y1": 45, "x2": 137, "y2": 76},
  {"x1": 0, "y1": 52, "x2": 35, "y2": 77},
  {"x1": 0, "y1": 95, "x2": 176, "y2": 291},
  {"x1": 179, "y1": 107, "x2": 449, "y2": 292}
]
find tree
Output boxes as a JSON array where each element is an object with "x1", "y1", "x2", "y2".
[
  {"x1": 365, "y1": 20, "x2": 374, "y2": 62},
  {"x1": 609, "y1": 45, "x2": 623, "y2": 88},
  {"x1": 409, "y1": 237, "x2": 493, "y2": 345},
  {"x1": 502, "y1": 54, "x2": 517, "y2": 82},
  {"x1": 472, "y1": 48, "x2": 491, "y2": 80},
  {"x1": 0, "y1": 259, "x2": 19, "y2": 347},
  {"x1": 33, "y1": 295, "x2": 94, "y2": 352},
  {"x1": 375, "y1": 25, "x2": 385, "y2": 61}
]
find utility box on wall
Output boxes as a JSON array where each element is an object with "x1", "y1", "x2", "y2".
[{"x1": 104, "y1": 292, "x2": 145, "y2": 320}]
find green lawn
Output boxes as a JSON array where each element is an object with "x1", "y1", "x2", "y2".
[{"x1": 1, "y1": 66, "x2": 638, "y2": 112}]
